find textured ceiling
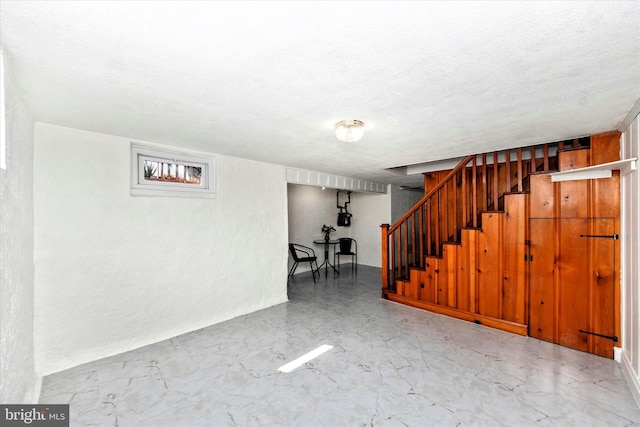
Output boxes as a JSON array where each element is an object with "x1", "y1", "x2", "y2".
[{"x1": 1, "y1": 1, "x2": 639, "y2": 186}]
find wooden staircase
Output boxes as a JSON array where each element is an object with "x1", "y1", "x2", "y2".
[{"x1": 380, "y1": 136, "x2": 600, "y2": 336}]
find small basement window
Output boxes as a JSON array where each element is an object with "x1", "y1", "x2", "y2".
[{"x1": 131, "y1": 143, "x2": 215, "y2": 198}]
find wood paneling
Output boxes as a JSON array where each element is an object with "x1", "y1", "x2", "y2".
[
  {"x1": 443, "y1": 244, "x2": 458, "y2": 307},
  {"x1": 421, "y1": 259, "x2": 438, "y2": 304},
  {"x1": 590, "y1": 131, "x2": 621, "y2": 219},
  {"x1": 527, "y1": 136, "x2": 620, "y2": 357},
  {"x1": 558, "y1": 150, "x2": 589, "y2": 218},
  {"x1": 403, "y1": 270, "x2": 420, "y2": 300},
  {"x1": 591, "y1": 131, "x2": 620, "y2": 165},
  {"x1": 467, "y1": 230, "x2": 479, "y2": 314},
  {"x1": 395, "y1": 280, "x2": 405, "y2": 297},
  {"x1": 529, "y1": 219, "x2": 556, "y2": 342},
  {"x1": 588, "y1": 218, "x2": 616, "y2": 358},
  {"x1": 502, "y1": 194, "x2": 528, "y2": 323},
  {"x1": 388, "y1": 207, "x2": 533, "y2": 337},
  {"x1": 423, "y1": 171, "x2": 447, "y2": 194},
  {"x1": 557, "y1": 219, "x2": 589, "y2": 352},
  {"x1": 591, "y1": 170, "x2": 620, "y2": 218},
  {"x1": 529, "y1": 218, "x2": 617, "y2": 358},
  {"x1": 529, "y1": 174, "x2": 554, "y2": 218},
  {"x1": 477, "y1": 212, "x2": 503, "y2": 318},
  {"x1": 435, "y1": 257, "x2": 447, "y2": 306},
  {"x1": 456, "y1": 230, "x2": 475, "y2": 312}
]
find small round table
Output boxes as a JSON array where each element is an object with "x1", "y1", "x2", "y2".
[{"x1": 313, "y1": 239, "x2": 340, "y2": 277}]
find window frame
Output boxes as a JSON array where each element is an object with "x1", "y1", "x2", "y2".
[{"x1": 130, "y1": 143, "x2": 216, "y2": 198}]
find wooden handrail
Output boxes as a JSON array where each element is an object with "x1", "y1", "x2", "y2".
[{"x1": 388, "y1": 155, "x2": 475, "y2": 234}]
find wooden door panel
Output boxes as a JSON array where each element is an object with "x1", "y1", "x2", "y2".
[
  {"x1": 477, "y1": 213, "x2": 503, "y2": 318},
  {"x1": 443, "y1": 244, "x2": 457, "y2": 308},
  {"x1": 420, "y1": 260, "x2": 438, "y2": 304},
  {"x1": 529, "y1": 174, "x2": 555, "y2": 219},
  {"x1": 404, "y1": 270, "x2": 420, "y2": 300},
  {"x1": 588, "y1": 219, "x2": 616, "y2": 358},
  {"x1": 592, "y1": 171, "x2": 620, "y2": 218},
  {"x1": 423, "y1": 172, "x2": 440, "y2": 195},
  {"x1": 590, "y1": 131, "x2": 620, "y2": 219},
  {"x1": 591, "y1": 132, "x2": 620, "y2": 165},
  {"x1": 529, "y1": 218, "x2": 617, "y2": 358},
  {"x1": 529, "y1": 219, "x2": 555, "y2": 342},
  {"x1": 435, "y1": 258, "x2": 447, "y2": 306},
  {"x1": 456, "y1": 235, "x2": 471, "y2": 312},
  {"x1": 438, "y1": 244, "x2": 456, "y2": 307},
  {"x1": 502, "y1": 194, "x2": 527, "y2": 323},
  {"x1": 461, "y1": 229, "x2": 478, "y2": 313},
  {"x1": 558, "y1": 150, "x2": 589, "y2": 219},
  {"x1": 557, "y1": 219, "x2": 589, "y2": 352}
]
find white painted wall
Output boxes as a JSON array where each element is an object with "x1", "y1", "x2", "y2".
[
  {"x1": 349, "y1": 189, "x2": 392, "y2": 268},
  {"x1": 621, "y1": 113, "x2": 640, "y2": 408},
  {"x1": 0, "y1": 54, "x2": 39, "y2": 402},
  {"x1": 33, "y1": 124, "x2": 289, "y2": 375},
  {"x1": 287, "y1": 184, "x2": 391, "y2": 275}
]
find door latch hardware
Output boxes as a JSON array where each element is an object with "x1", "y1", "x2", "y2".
[
  {"x1": 578, "y1": 329, "x2": 619, "y2": 342},
  {"x1": 579, "y1": 234, "x2": 619, "y2": 240}
]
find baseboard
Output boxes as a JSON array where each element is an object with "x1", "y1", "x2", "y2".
[
  {"x1": 383, "y1": 292, "x2": 528, "y2": 336},
  {"x1": 621, "y1": 350, "x2": 640, "y2": 409}
]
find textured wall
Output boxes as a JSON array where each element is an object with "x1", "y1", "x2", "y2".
[
  {"x1": 621, "y1": 114, "x2": 640, "y2": 407},
  {"x1": 0, "y1": 54, "x2": 38, "y2": 402},
  {"x1": 33, "y1": 124, "x2": 289, "y2": 375}
]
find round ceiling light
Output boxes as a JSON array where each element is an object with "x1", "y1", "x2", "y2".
[{"x1": 335, "y1": 119, "x2": 365, "y2": 143}]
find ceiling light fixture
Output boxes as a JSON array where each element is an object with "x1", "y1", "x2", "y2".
[{"x1": 335, "y1": 119, "x2": 365, "y2": 143}]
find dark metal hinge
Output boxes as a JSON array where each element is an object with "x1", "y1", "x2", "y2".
[
  {"x1": 580, "y1": 234, "x2": 619, "y2": 240},
  {"x1": 579, "y1": 329, "x2": 619, "y2": 342}
]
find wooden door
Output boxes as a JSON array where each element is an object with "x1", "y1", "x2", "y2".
[
  {"x1": 528, "y1": 218, "x2": 617, "y2": 358},
  {"x1": 529, "y1": 219, "x2": 555, "y2": 342},
  {"x1": 557, "y1": 219, "x2": 590, "y2": 352},
  {"x1": 585, "y1": 218, "x2": 617, "y2": 358}
]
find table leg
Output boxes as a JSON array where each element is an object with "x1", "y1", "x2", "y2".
[{"x1": 316, "y1": 244, "x2": 339, "y2": 277}]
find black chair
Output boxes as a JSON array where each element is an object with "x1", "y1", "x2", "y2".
[
  {"x1": 334, "y1": 238, "x2": 357, "y2": 272},
  {"x1": 288, "y1": 243, "x2": 320, "y2": 283}
]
